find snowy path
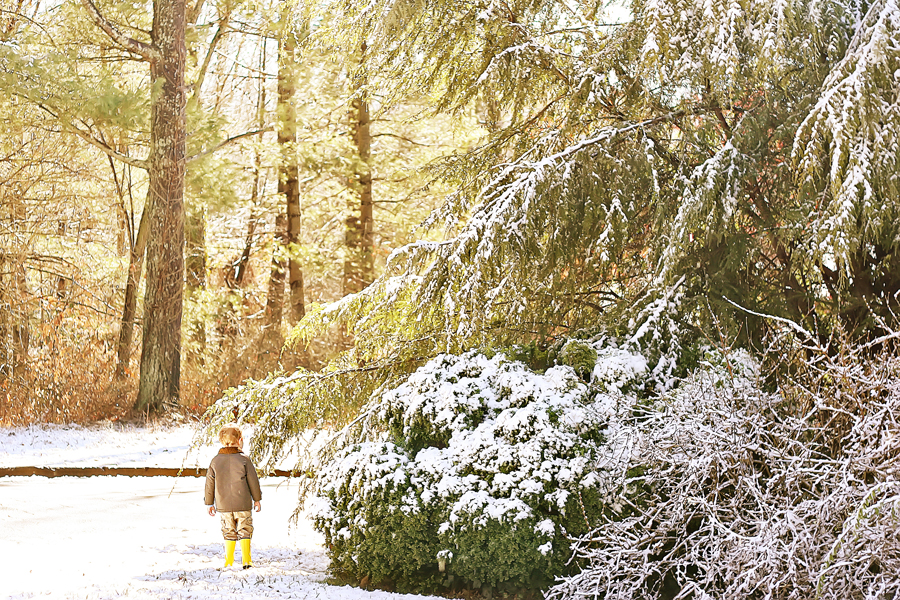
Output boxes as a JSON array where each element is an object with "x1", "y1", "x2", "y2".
[
  {"x1": 1, "y1": 424, "x2": 235, "y2": 469},
  {"x1": 0, "y1": 475, "x2": 439, "y2": 600},
  {"x1": 0, "y1": 426, "x2": 441, "y2": 600}
]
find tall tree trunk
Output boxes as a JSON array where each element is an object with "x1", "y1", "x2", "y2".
[
  {"x1": 0, "y1": 254, "x2": 8, "y2": 381},
  {"x1": 343, "y1": 58, "x2": 374, "y2": 297},
  {"x1": 229, "y1": 181, "x2": 259, "y2": 289},
  {"x1": 114, "y1": 204, "x2": 149, "y2": 380},
  {"x1": 227, "y1": 38, "x2": 266, "y2": 292},
  {"x1": 108, "y1": 154, "x2": 130, "y2": 257},
  {"x1": 185, "y1": 203, "x2": 207, "y2": 359},
  {"x1": 10, "y1": 189, "x2": 28, "y2": 376},
  {"x1": 258, "y1": 212, "x2": 287, "y2": 368},
  {"x1": 0, "y1": 190, "x2": 29, "y2": 378},
  {"x1": 277, "y1": 12, "x2": 305, "y2": 325},
  {"x1": 136, "y1": 0, "x2": 187, "y2": 413},
  {"x1": 12, "y1": 258, "x2": 28, "y2": 376}
]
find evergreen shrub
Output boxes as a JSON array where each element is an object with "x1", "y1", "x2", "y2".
[{"x1": 307, "y1": 346, "x2": 655, "y2": 593}]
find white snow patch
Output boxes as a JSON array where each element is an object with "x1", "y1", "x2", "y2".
[
  {"x1": 0, "y1": 427, "x2": 444, "y2": 600},
  {"x1": 0, "y1": 423, "x2": 298, "y2": 469}
]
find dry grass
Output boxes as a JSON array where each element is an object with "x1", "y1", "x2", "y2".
[
  {"x1": 0, "y1": 340, "x2": 131, "y2": 426},
  {"x1": 0, "y1": 340, "x2": 223, "y2": 427}
]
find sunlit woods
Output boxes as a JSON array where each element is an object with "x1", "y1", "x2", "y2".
[
  {"x1": 0, "y1": 0, "x2": 479, "y2": 424},
  {"x1": 0, "y1": 99, "x2": 125, "y2": 423}
]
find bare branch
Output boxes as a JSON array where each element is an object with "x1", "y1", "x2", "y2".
[
  {"x1": 188, "y1": 9, "x2": 233, "y2": 108},
  {"x1": 371, "y1": 132, "x2": 442, "y2": 147},
  {"x1": 35, "y1": 103, "x2": 149, "y2": 169},
  {"x1": 78, "y1": 0, "x2": 158, "y2": 61},
  {"x1": 186, "y1": 126, "x2": 273, "y2": 162},
  {"x1": 187, "y1": 0, "x2": 207, "y2": 26},
  {"x1": 69, "y1": 123, "x2": 149, "y2": 169}
]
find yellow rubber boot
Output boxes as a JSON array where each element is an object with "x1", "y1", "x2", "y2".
[
  {"x1": 240, "y1": 538, "x2": 253, "y2": 568},
  {"x1": 224, "y1": 540, "x2": 236, "y2": 568}
]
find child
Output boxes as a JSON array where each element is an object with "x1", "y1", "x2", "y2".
[{"x1": 204, "y1": 423, "x2": 262, "y2": 569}]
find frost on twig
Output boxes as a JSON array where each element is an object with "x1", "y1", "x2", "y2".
[{"x1": 547, "y1": 335, "x2": 900, "y2": 600}]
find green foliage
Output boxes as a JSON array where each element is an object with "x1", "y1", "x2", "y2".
[
  {"x1": 278, "y1": 0, "x2": 900, "y2": 375},
  {"x1": 443, "y1": 517, "x2": 567, "y2": 593},
  {"x1": 307, "y1": 349, "x2": 654, "y2": 594},
  {"x1": 557, "y1": 340, "x2": 597, "y2": 379},
  {"x1": 186, "y1": 152, "x2": 242, "y2": 214},
  {"x1": 325, "y1": 474, "x2": 445, "y2": 590}
]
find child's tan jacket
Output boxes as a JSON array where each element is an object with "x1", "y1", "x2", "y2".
[{"x1": 204, "y1": 447, "x2": 262, "y2": 512}]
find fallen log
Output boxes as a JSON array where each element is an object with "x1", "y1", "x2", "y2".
[{"x1": 0, "y1": 466, "x2": 295, "y2": 478}]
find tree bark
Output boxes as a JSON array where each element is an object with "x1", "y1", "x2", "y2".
[
  {"x1": 229, "y1": 185, "x2": 259, "y2": 289},
  {"x1": 343, "y1": 75, "x2": 374, "y2": 296},
  {"x1": 135, "y1": 0, "x2": 187, "y2": 413},
  {"x1": 108, "y1": 154, "x2": 130, "y2": 257},
  {"x1": 12, "y1": 258, "x2": 28, "y2": 376},
  {"x1": 264, "y1": 214, "x2": 288, "y2": 326},
  {"x1": 114, "y1": 189, "x2": 151, "y2": 381},
  {"x1": 9, "y1": 189, "x2": 29, "y2": 376},
  {"x1": 185, "y1": 203, "x2": 206, "y2": 362},
  {"x1": 277, "y1": 20, "x2": 305, "y2": 325},
  {"x1": 185, "y1": 207, "x2": 206, "y2": 289},
  {"x1": 0, "y1": 257, "x2": 7, "y2": 380},
  {"x1": 227, "y1": 39, "x2": 266, "y2": 292},
  {"x1": 259, "y1": 212, "x2": 287, "y2": 367}
]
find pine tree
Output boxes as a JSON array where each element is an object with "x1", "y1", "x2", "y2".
[
  {"x1": 276, "y1": 2, "x2": 306, "y2": 326},
  {"x1": 342, "y1": 44, "x2": 375, "y2": 297},
  {"x1": 290, "y1": 0, "x2": 900, "y2": 356}
]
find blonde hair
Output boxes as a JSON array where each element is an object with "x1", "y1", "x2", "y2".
[{"x1": 218, "y1": 424, "x2": 243, "y2": 446}]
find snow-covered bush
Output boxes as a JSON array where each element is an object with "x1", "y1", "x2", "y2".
[
  {"x1": 547, "y1": 340, "x2": 900, "y2": 600},
  {"x1": 307, "y1": 349, "x2": 651, "y2": 593}
]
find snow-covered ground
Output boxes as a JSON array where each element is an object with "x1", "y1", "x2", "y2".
[
  {"x1": 0, "y1": 424, "x2": 441, "y2": 600},
  {"x1": 1, "y1": 423, "x2": 239, "y2": 469}
]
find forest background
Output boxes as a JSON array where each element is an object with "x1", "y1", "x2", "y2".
[
  {"x1": 0, "y1": 0, "x2": 483, "y2": 423},
  {"x1": 4, "y1": 0, "x2": 900, "y2": 428}
]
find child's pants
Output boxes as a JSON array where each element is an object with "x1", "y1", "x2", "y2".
[{"x1": 219, "y1": 510, "x2": 253, "y2": 541}]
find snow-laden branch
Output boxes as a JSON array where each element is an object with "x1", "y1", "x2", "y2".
[
  {"x1": 547, "y1": 342, "x2": 900, "y2": 599},
  {"x1": 721, "y1": 295, "x2": 817, "y2": 342}
]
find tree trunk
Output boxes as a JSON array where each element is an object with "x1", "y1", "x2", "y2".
[
  {"x1": 229, "y1": 187, "x2": 259, "y2": 289},
  {"x1": 277, "y1": 13, "x2": 305, "y2": 325},
  {"x1": 135, "y1": 0, "x2": 187, "y2": 414},
  {"x1": 343, "y1": 80, "x2": 374, "y2": 296},
  {"x1": 12, "y1": 258, "x2": 28, "y2": 376},
  {"x1": 185, "y1": 208, "x2": 206, "y2": 289},
  {"x1": 259, "y1": 212, "x2": 287, "y2": 368},
  {"x1": 9, "y1": 189, "x2": 29, "y2": 376},
  {"x1": 114, "y1": 203, "x2": 150, "y2": 380},
  {"x1": 228, "y1": 37, "x2": 266, "y2": 291},
  {"x1": 108, "y1": 155, "x2": 130, "y2": 257},
  {"x1": 185, "y1": 203, "x2": 206, "y2": 361},
  {"x1": 0, "y1": 257, "x2": 8, "y2": 380}
]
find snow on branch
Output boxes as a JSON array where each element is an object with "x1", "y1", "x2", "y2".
[
  {"x1": 546, "y1": 339, "x2": 900, "y2": 599},
  {"x1": 794, "y1": 0, "x2": 900, "y2": 263}
]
